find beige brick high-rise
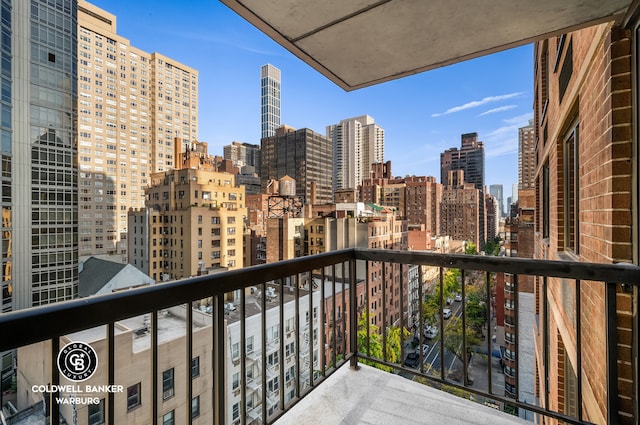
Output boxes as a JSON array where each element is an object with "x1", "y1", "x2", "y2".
[{"x1": 78, "y1": 1, "x2": 198, "y2": 259}]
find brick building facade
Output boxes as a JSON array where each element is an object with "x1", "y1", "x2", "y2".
[{"x1": 533, "y1": 23, "x2": 634, "y2": 424}]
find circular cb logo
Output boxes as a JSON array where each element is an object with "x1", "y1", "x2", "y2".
[{"x1": 57, "y1": 341, "x2": 98, "y2": 382}]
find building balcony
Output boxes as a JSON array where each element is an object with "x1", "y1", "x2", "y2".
[{"x1": 0, "y1": 248, "x2": 637, "y2": 425}]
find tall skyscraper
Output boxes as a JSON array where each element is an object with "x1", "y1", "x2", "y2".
[
  {"x1": 78, "y1": 1, "x2": 199, "y2": 259},
  {"x1": 260, "y1": 64, "x2": 281, "y2": 138},
  {"x1": 260, "y1": 125, "x2": 333, "y2": 205},
  {"x1": 440, "y1": 132, "x2": 485, "y2": 190},
  {"x1": 327, "y1": 115, "x2": 384, "y2": 192},
  {"x1": 489, "y1": 184, "x2": 504, "y2": 216},
  {"x1": 1, "y1": 0, "x2": 78, "y2": 315},
  {"x1": 518, "y1": 119, "x2": 535, "y2": 190},
  {"x1": 441, "y1": 133, "x2": 486, "y2": 246}
]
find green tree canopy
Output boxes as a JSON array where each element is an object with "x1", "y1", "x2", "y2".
[
  {"x1": 357, "y1": 311, "x2": 409, "y2": 371},
  {"x1": 442, "y1": 316, "x2": 482, "y2": 363}
]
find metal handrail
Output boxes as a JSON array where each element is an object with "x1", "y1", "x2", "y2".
[{"x1": 0, "y1": 249, "x2": 354, "y2": 352}]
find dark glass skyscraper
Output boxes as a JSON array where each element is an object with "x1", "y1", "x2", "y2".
[{"x1": 260, "y1": 126, "x2": 333, "y2": 205}]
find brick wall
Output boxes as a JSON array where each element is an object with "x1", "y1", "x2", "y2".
[{"x1": 534, "y1": 22, "x2": 634, "y2": 424}]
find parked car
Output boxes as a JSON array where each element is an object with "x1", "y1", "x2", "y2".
[
  {"x1": 404, "y1": 352, "x2": 420, "y2": 368},
  {"x1": 443, "y1": 308, "x2": 452, "y2": 319},
  {"x1": 420, "y1": 344, "x2": 429, "y2": 356},
  {"x1": 424, "y1": 325, "x2": 438, "y2": 339},
  {"x1": 454, "y1": 293, "x2": 463, "y2": 302}
]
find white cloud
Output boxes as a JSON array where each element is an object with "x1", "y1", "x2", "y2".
[
  {"x1": 484, "y1": 113, "x2": 533, "y2": 158},
  {"x1": 479, "y1": 105, "x2": 517, "y2": 116},
  {"x1": 431, "y1": 92, "x2": 523, "y2": 117}
]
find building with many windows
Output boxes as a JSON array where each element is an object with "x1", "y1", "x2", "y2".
[
  {"x1": 260, "y1": 64, "x2": 281, "y2": 139},
  {"x1": 489, "y1": 184, "x2": 504, "y2": 217},
  {"x1": 78, "y1": 1, "x2": 199, "y2": 259},
  {"x1": 441, "y1": 133, "x2": 486, "y2": 246},
  {"x1": 440, "y1": 170, "x2": 482, "y2": 248},
  {"x1": 1, "y1": 0, "x2": 79, "y2": 315},
  {"x1": 518, "y1": 120, "x2": 535, "y2": 191},
  {"x1": 327, "y1": 115, "x2": 384, "y2": 192},
  {"x1": 260, "y1": 125, "x2": 333, "y2": 205},
  {"x1": 128, "y1": 166, "x2": 246, "y2": 282},
  {"x1": 224, "y1": 141, "x2": 261, "y2": 171},
  {"x1": 0, "y1": 0, "x2": 79, "y2": 393}
]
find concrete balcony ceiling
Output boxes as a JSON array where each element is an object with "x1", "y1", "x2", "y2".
[{"x1": 220, "y1": 0, "x2": 633, "y2": 90}]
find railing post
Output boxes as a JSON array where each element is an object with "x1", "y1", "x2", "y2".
[
  {"x1": 213, "y1": 294, "x2": 226, "y2": 425},
  {"x1": 50, "y1": 337, "x2": 60, "y2": 425},
  {"x1": 108, "y1": 322, "x2": 115, "y2": 425},
  {"x1": 349, "y1": 258, "x2": 359, "y2": 370},
  {"x1": 605, "y1": 282, "x2": 619, "y2": 425}
]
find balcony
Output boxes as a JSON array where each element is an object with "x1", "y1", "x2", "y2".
[{"x1": 0, "y1": 248, "x2": 637, "y2": 425}]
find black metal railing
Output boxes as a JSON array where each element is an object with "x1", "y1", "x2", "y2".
[{"x1": 0, "y1": 248, "x2": 638, "y2": 425}]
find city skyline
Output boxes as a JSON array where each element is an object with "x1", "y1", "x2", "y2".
[{"x1": 89, "y1": 0, "x2": 532, "y2": 199}]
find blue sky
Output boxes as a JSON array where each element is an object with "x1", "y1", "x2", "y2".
[{"x1": 90, "y1": 0, "x2": 533, "y2": 201}]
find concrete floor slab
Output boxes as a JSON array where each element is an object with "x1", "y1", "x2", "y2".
[{"x1": 275, "y1": 364, "x2": 530, "y2": 425}]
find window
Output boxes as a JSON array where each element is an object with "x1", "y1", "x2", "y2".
[
  {"x1": 162, "y1": 368, "x2": 174, "y2": 399},
  {"x1": 88, "y1": 399, "x2": 105, "y2": 425},
  {"x1": 267, "y1": 351, "x2": 279, "y2": 367},
  {"x1": 542, "y1": 164, "x2": 549, "y2": 238},
  {"x1": 191, "y1": 396, "x2": 200, "y2": 419},
  {"x1": 563, "y1": 122, "x2": 579, "y2": 253},
  {"x1": 267, "y1": 377, "x2": 279, "y2": 394},
  {"x1": 232, "y1": 402, "x2": 239, "y2": 420},
  {"x1": 231, "y1": 342, "x2": 239, "y2": 359},
  {"x1": 192, "y1": 357, "x2": 200, "y2": 378},
  {"x1": 162, "y1": 410, "x2": 174, "y2": 425},
  {"x1": 232, "y1": 372, "x2": 240, "y2": 390},
  {"x1": 558, "y1": 39, "x2": 573, "y2": 103},
  {"x1": 127, "y1": 383, "x2": 141, "y2": 410},
  {"x1": 285, "y1": 342, "x2": 295, "y2": 358},
  {"x1": 246, "y1": 336, "x2": 254, "y2": 353}
]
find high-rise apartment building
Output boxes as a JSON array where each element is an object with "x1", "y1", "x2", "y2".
[
  {"x1": 440, "y1": 170, "x2": 482, "y2": 248},
  {"x1": 224, "y1": 141, "x2": 261, "y2": 170},
  {"x1": 518, "y1": 120, "x2": 535, "y2": 190},
  {"x1": 260, "y1": 125, "x2": 333, "y2": 205},
  {"x1": 327, "y1": 115, "x2": 384, "y2": 192},
  {"x1": 129, "y1": 143, "x2": 246, "y2": 281},
  {"x1": 485, "y1": 193, "x2": 499, "y2": 240},
  {"x1": 359, "y1": 163, "x2": 442, "y2": 236},
  {"x1": 1, "y1": 0, "x2": 78, "y2": 316},
  {"x1": 440, "y1": 132, "x2": 484, "y2": 190},
  {"x1": 489, "y1": 184, "x2": 504, "y2": 217},
  {"x1": 78, "y1": 1, "x2": 199, "y2": 259},
  {"x1": 404, "y1": 176, "x2": 443, "y2": 235},
  {"x1": 260, "y1": 64, "x2": 281, "y2": 138},
  {"x1": 441, "y1": 132, "x2": 486, "y2": 246}
]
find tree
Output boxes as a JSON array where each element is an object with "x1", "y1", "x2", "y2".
[
  {"x1": 482, "y1": 236, "x2": 502, "y2": 256},
  {"x1": 421, "y1": 269, "x2": 461, "y2": 326},
  {"x1": 443, "y1": 268, "x2": 461, "y2": 295},
  {"x1": 357, "y1": 311, "x2": 409, "y2": 371},
  {"x1": 442, "y1": 316, "x2": 481, "y2": 363},
  {"x1": 464, "y1": 241, "x2": 478, "y2": 255}
]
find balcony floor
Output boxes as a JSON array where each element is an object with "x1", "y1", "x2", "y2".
[{"x1": 276, "y1": 364, "x2": 529, "y2": 425}]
